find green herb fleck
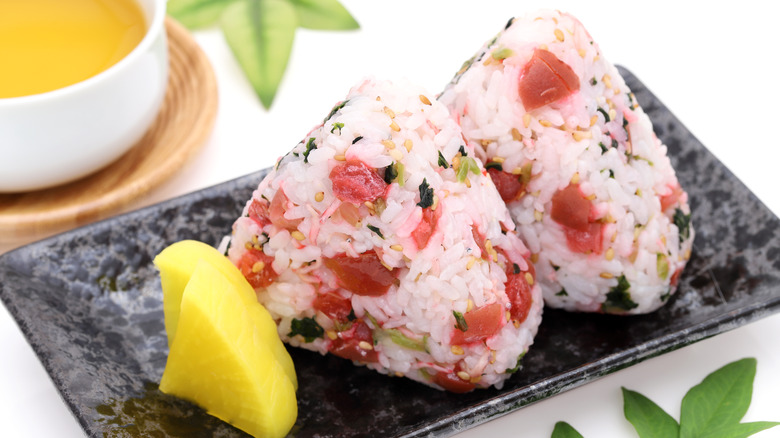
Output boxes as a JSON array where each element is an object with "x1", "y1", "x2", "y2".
[
  {"x1": 324, "y1": 100, "x2": 347, "y2": 122},
  {"x1": 601, "y1": 274, "x2": 638, "y2": 312},
  {"x1": 367, "y1": 224, "x2": 384, "y2": 239},
  {"x1": 288, "y1": 317, "x2": 324, "y2": 342},
  {"x1": 387, "y1": 329, "x2": 427, "y2": 352},
  {"x1": 485, "y1": 161, "x2": 503, "y2": 171},
  {"x1": 556, "y1": 289, "x2": 568, "y2": 297},
  {"x1": 456, "y1": 157, "x2": 481, "y2": 182},
  {"x1": 417, "y1": 178, "x2": 434, "y2": 208},
  {"x1": 512, "y1": 263, "x2": 521, "y2": 275},
  {"x1": 396, "y1": 162, "x2": 405, "y2": 186},
  {"x1": 599, "y1": 142, "x2": 608, "y2": 154},
  {"x1": 458, "y1": 145, "x2": 468, "y2": 156},
  {"x1": 330, "y1": 122, "x2": 344, "y2": 134},
  {"x1": 303, "y1": 137, "x2": 316, "y2": 163},
  {"x1": 597, "y1": 107, "x2": 610, "y2": 122},
  {"x1": 383, "y1": 163, "x2": 397, "y2": 184},
  {"x1": 453, "y1": 311, "x2": 468, "y2": 332},
  {"x1": 590, "y1": 77, "x2": 597, "y2": 86},
  {"x1": 656, "y1": 254, "x2": 669, "y2": 280},
  {"x1": 491, "y1": 47, "x2": 514, "y2": 60},
  {"x1": 437, "y1": 151, "x2": 449, "y2": 169},
  {"x1": 352, "y1": 135, "x2": 363, "y2": 144},
  {"x1": 673, "y1": 208, "x2": 692, "y2": 240},
  {"x1": 505, "y1": 352, "x2": 526, "y2": 374}
]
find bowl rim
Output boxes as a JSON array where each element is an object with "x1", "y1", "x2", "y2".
[{"x1": 0, "y1": 0, "x2": 167, "y2": 106}]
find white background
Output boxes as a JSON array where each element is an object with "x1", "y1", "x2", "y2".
[{"x1": 2, "y1": 1, "x2": 780, "y2": 436}]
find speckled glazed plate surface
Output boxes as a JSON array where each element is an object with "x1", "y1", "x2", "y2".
[{"x1": 2, "y1": 68, "x2": 780, "y2": 438}]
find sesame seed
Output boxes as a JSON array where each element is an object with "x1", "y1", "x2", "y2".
[
  {"x1": 600, "y1": 272, "x2": 614, "y2": 279},
  {"x1": 586, "y1": 194, "x2": 597, "y2": 201},
  {"x1": 505, "y1": 310, "x2": 511, "y2": 321},
  {"x1": 525, "y1": 272, "x2": 534, "y2": 285},
  {"x1": 389, "y1": 120, "x2": 400, "y2": 132},
  {"x1": 464, "y1": 177, "x2": 472, "y2": 188},
  {"x1": 572, "y1": 130, "x2": 592, "y2": 141},
  {"x1": 479, "y1": 139, "x2": 492, "y2": 147},
  {"x1": 358, "y1": 341, "x2": 373, "y2": 351},
  {"x1": 380, "y1": 260, "x2": 393, "y2": 271},
  {"x1": 466, "y1": 257, "x2": 477, "y2": 270},
  {"x1": 609, "y1": 109, "x2": 617, "y2": 121},
  {"x1": 511, "y1": 128, "x2": 523, "y2": 141},
  {"x1": 513, "y1": 320, "x2": 521, "y2": 328},
  {"x1": 511, "y1": 167, "x2": 524, "y2": 175},
  {"x1": 485, "y1": 239, "x2": 498, "y2": 262},
  {"x1": 389, "y1": 149, "x2": 403, "y2": 161},
  {"x1": 523, "y1": 113, "x2": 531, "y2": 128},
  {"x1": 451, "y1": 154, "x2": 461, "y2": 169},
  {"x1": 590, "y1": 115, "x2": 599, "y2": 126},
  {"x1": 570, "y1": 173, "x2": 580, "y2": 184},
  {"x1": 470, "y1": 375, "x2": 482, "y2": 384},
  {"x1": 554, "y1": 28, "x2": 564, "y2": 41},
  {"x1": 404, "y1": 139, "x2": 413, "y2": 152},
  {"x1": 382, "y1": 139, "x2": 395, "y2": 149},
  {"x1": 606, "y1": 248, "x2": 615, "y2": 260},
  {"x1": 491, "y1": 156, "x2": 506, "y2": 163},
  {"x1": 684, "y1": 249, "x2": 691, "y2": 260},
  {"x1": 451, "y1": 346, "x2": 464, "y2": 355},
  {"x1": 326, "y1": 330, "x2": 338, "y2": 340},
  {"x1": 334, "y1": 154, "x2": 346, "y2": 161},
  {"x1": 315, "y1": 192, "x2": 324, "y2": 202},
  {"x1": 602, "y1": 74, "x2": 612, "y2": 89},
  {"x1": 244, "y1": 242, "x2": 253, "y2": 250},
  {"x1": 467, "y1": 299, "x2": 474, "y2": 311},
  {"x1": 530, "y1": 253, "x2": 539, "y2": 263},
  {"x1": 534, "y1": 210, "x2": 543, "y2": 222},
  {"x1": 538, "y1": 43, "x2": 548, "y2": 51},
  {"x1": 419, "y1": 94, "x2": 432, "y2": 105},
  {"x1": 251, "y1": 235, "x2": 259, "y2": 244},
  {"x1": 291, "y1": 231, "x2": 305, "y2": 241},
  {"x1": 390, "y1": 244, "x2": 403, "y2": 251},
  {"x1": 383, "y1": 106, "x2": 396, "y2": 118},
  {"x1": 251, "y1": 261, "x2": 265, "y2": 273},
  {"x1": 539, "y1": 119, "x2": 553, "y2": 127},
  {"x1": 578, "y1": 48, "x2": 587, "y2": 58},
  {"x1": 456, "y1": 371, "x2": 471, "y2": 381},
  {"x1": 490, "y1": 350, "x2": 497, "y2": 364}
]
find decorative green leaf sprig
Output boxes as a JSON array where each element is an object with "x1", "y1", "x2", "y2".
[
  {"x1": 552, "y1": 358, "x2": 779, "y2": 438},
  {"x1": 167, "y1": 0, "x2": 359, "y2": 109}
]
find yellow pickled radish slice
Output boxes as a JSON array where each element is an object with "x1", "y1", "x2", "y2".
[
  {"x1": 153, "y1": 239, "x2": 297, "y2": 388},
  {"x1": 160, "y1": 260, "x2": 297, "y2": 438}
]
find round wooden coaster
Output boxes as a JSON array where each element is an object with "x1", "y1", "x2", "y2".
[{"x1": 0, "y1": 17, "x2": 218, "y2": 248}]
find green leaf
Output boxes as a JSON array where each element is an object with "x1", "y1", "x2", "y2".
[
  {"x1": 288, "y1": 0, "x2": 359, "y2": 30},
  {"x1": 695, "y1": 422, "x2": 780, "y2": 438},
  {"x1": 168, "y1": 0, "x2": 240, "y2": 29},
  {"x1": 220, "y1": 0, "x2": 298, "y2": 109},
  {"x1": 680, "y1": 358, "x2": 764, "y2": 438},
  {"x1": 622, "y1": 387, "x2": 680, "y2": 438},
  {"x1": 551, "y1": 421, "x2": 584, "y2": 438}
]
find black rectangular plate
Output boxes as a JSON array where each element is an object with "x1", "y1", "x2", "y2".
[{"x1": 2, "y1": 67, "x2": 780, "y2": 438}]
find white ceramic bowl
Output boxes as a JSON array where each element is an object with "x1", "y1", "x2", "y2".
[{"x1": 0, "y1": 0, "x2": 169, "y2": 193}]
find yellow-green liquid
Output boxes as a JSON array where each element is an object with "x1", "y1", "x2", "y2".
[{"x1": 0, "y1": 0, "x2": 147, "y2": 98}]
